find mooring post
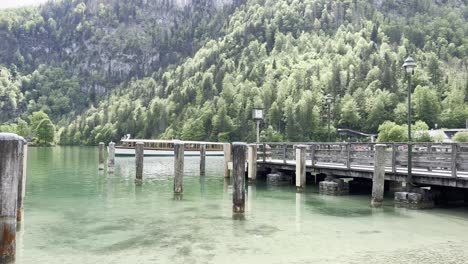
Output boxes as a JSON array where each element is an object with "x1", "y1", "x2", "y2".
[
  {"x1": 135, "y1": 142, "x2": 144, "y2": 183},
  {"x1": 174, "y1": 141, "x2": 184, "y2": 194},
  {"x1": 0, "y1": 133, "x2": 23, "y2": 264},
  {"x1": 247, "y1": 144, "x2": 257, "y2": 183},
  {"x1": 17, "y1": 142, "x2": 27, "y2": 224},
  {"x1": 108, "y1": 142, "x2": 115, "y2": 173},
  {"x1": 98, "y1": 142, "x2": 105, "y2": 170},
  {"x1": 371, "y1": 144, "x2": 387, "y2": 207},
  {"x1": 200, "y1": 144, "x2": 206, "y2": 176},
  {"x1": 223, "y1": 143, "x2": 231, "y2": 178},
  {"x1": 232, "y1": 142, "x2": 247, "y2": 214},
  {"x1": 295, "y1": 145, "x2": 307, "y2": 192}
]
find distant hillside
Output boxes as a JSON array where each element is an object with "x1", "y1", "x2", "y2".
[
  {"x1": 0, "y1": 0, "x2": 242, "y2": 121},
  {"x1": 0, "y1": 0, "x2": 467, "y2": 145}
]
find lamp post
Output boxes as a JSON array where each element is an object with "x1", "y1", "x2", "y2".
[
  {"x1": 252, "y1": 108, "x2": 264, "y2": 143},
  {"x1": 324, "y1": 94, "x2": 333, "y2": 142},
  {"x1": 403, "y1": 56, "x2": 417, "y2": 187}
]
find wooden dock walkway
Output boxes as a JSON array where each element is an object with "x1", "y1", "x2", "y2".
[{"x1": 255, "y1": 142, "x2": 468, "y2": 188}]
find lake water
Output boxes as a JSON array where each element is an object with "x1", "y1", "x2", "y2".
[{"x1": 16, "y1": 146, "x2": 468, "y2": 264}]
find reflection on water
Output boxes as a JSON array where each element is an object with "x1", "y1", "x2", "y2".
[{"x1": 16, "y1": 146, "x2": 468, "y2": 264}]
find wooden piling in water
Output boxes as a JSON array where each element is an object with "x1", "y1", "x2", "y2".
[
  {"x1": 295, "y1": 145, "x2": 307, "y2": 192},
  {"x1": 135, "y1": 142, "x2": 144, "y2": 182},
  {"x1": 232, "y1": 142, "x2": 247, "y2": 214},
  {"x1": 98, "y1": 142, "x2": 105, "y2": 170},
  {"x1": 174, "y1": 142, "x2": 184, "y2": 194},
  {"x1": 108, "y1": 142, "x2": 115, "y2": 173},
  {"x1": 17, "y1": 142, "x2": 27, "y2": 224},
  {"x1": 223, "y1": 143, "x2": 231, "y2": 178},
  {"x1": 0, "y1": 133, "x2": 23, "y2": 264},
  {"x1": 371, "y1": 144, "x2": 386, "y2": 207},
  {"x1": 247, "y1": 144, "x2": 257, "y2": 183},
  {"x1": 200, "y1": 144, "x2": 206, "y2": 176}
]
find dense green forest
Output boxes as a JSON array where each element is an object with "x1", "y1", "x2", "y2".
[{"x1": 0, "y1": 0, "x2": 467, "y2": 144}]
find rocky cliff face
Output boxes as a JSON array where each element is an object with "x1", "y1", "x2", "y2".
[{"x1": 0, "y1": 0, "x2": 243, "y2": 95}]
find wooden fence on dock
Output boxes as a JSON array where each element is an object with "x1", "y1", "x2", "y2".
[{"x1": 255, "y1": 142, "x2": 468, "y2": 186}]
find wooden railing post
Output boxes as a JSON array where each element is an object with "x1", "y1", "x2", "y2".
[
  {"x1": 263, "y1": 143, "x2": 266, "y2": 163},
  {"x1": 310, "y1": 144, "x2": 316, "y2": 167},
  {"x1": 346, "y1": 143, "x2": 351, "y2": 169},
  {"x1": 426, "y1": 143, "x2": 432, "y2": 172},
  {"x1": 451, "y1": 144, "x2": 458, "y2": 178},
  {"x1": 283, "y1": 144, "x2": 287, "y2": 164},
  {"x1": 391, "y1": 143, "x2": 397, "y2": 174}
]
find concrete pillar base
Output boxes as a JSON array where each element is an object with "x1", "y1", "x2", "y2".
[
  {"x1": 388, "y1": 181, "x2": 405, "y2": 194},
  {"x1": 319, "y1": 179, "x2": 349, "y2": 196},
  {"x1": 266, "y1": 172, "x2": 289, "y2": 186},
  {"x1": 394, "y1": 188, "x2": 435, "y2": 209}
]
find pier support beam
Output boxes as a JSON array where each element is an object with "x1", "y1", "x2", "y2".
[
  {"x1": 200, "y1": 144, "x2": 206, "y2": 176},
  {"x1": 135, "y1": 142, "x2": 144, "y2": 183},
  {"x1": 247, "y1": 144, "x2": 257, "y2": 183},
  {"x1": 232, "y1": 142, "x2": 247, "y2": 214},
  {"x1": 395, "y1": 188, "x2": 435, "y2": 209},
  {"x1": 17, "y1": 142, "x2": 27, "y2": 224},
  {"x1": 0, "y1": 133, "x2": 23, "y2": 264},
  {"x1": 108, "y1": 142, "x2": 115, "y2": 173},
  {"x1": 371, "y1": 144, "x2": 386, "y2": 207},
  {"x1": 295, "y1": 145, "x2": 307, "y2": 192},
  {"x1": 174, "y1": 142, "x2": 184, "y2": 194},
  {"x1": 223, "y1": 143, "x2": 231, "y2": 178},
  {"x1": 98, "y1": 142, "x2": 105, "y2": 170},
  {"x1": 319, "y1": 174, "x2": 349, "y2": 196}
]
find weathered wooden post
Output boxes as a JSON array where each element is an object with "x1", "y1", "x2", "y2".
[
  {"x1": 200, "y1": 144, "x2": 206, "y2": 176},
  {"x1": 223, "y1": 143, "x2": 231, "y2": 178},
  {"x1": 174, "y1": 141, "x2": 184, "y2": 194},
  {"x1": 451, "y1": 144, "x2": 458, "y2": 178},
  {"x1": 17, "y1": 142, "x2": 27, "y2": 224},
  {"x1": 295, "y1": 145, "x2": 307, "y2": 192},
  {"x1": 108, "y1": 142, "x2": 115, "y2": 173},
  {"x1": 135, "y1": 142, "x2": 144, "y2": 183},
  {"x1": 232, "y1": 142, "x2": 247, "y2": 214},
  {"x1": 371, "y1": 144, "x2": 386, "y2": 207},
  {"x1": 98, "y1": 142, "x2": 105, "y2": 170},
  {"x1": 0, "y1": 133, "x2": 23, "y2": 263},
  {"x1": 247, "y1": 144, "x2": 257, "y2": 183}
]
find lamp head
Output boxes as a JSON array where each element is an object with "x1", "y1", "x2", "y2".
[{"x1": 402, "y1": 56, "x2": 417, "y2": 74}]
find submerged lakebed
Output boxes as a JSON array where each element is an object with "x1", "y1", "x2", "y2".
[{"x1": 17, "y1": 146, "x2": 468, "y2": 264}]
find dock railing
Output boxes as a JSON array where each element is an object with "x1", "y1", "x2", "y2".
[{"x1": 256, "y1": 142, "x2": 468, "y2": 178}]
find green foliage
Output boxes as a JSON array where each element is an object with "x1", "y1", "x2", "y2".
[
  {"x1": 35, "y1": 118, "x2": 55, "y2": 145},
  {"x1": 452, "y1": 132, "x2": 468, "y2": 143},
  {"x1": 1, "y1": 0, "x2": 467, "y2": 144},
  {"x1": 29, "y1": 111, "x2": 49, "y2": 131},
  {"x1": 412, "y1": 121, "x2": 432, "y2": 142},
  {"x1": 16, "y1": 118, "x2": 30, "y2": 138},
  {"x1": 377, "y1": 120, "x2": 433, "y2": 142},
  {"x1": 377, "y1": 121, "x2": 407, "y2": 143}
]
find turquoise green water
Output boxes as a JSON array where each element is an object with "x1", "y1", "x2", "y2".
[{"x1": 16, "y1": 147, "x2": 468, "y2": 263}]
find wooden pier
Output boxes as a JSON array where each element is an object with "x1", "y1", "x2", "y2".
[{"x1": 254, "y1": 142, "x2": 468, "y2": 189}]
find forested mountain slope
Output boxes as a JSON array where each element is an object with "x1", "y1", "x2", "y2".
[
  {"x1": 1, "y1": 0, "x2": 467, "y2": 145},
  {"x1": 0, "y1": 0, "x2": 242, "y2": 122}
]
